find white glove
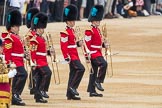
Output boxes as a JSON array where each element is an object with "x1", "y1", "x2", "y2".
[
  {"x1": 30, "y1": 62, "x2": 36, "y2": 67},
  {"x1": 8, "y1": 69, "x2": 17, "y2": 78},
  {"x1": 10, "y1": 63, "x2": 16, "y2": 68}
]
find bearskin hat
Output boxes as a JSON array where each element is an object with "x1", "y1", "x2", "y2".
[
  {"x1": 6, "y1": 9, "x2": 22, "y2": 30},
  {"x1": 63, "y1": 4, "x2": 78, "y2": 22},
  {"x1": 88, "y1": 5, "x2": 104, "y2": 22},
  {"x1": 31, "y1": 12, "x2": 48, "y2": 29},
  {"x1": 26, "y1": 8, "x2": 39, "y2": 28}
]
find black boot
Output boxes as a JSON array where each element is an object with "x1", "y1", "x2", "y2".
[
  {"x1": 90, "y1": 92, "x2": 103, "y2": 97},
  {"x1": 30, "y1": 88, "x2": 35, "y2": 95},
  {"x1": 69, "y1": 87, "x2": 79, "y2": 96},
  {"x1": 67, "y1": 96, "x2": 81, "y2": 100},
  {"x1": 40, "y1": 91, "x2": 49, "y2": 98},
  {"x1": 12, "y1": 99, "x2": 26, "y2": 106},
  {"x1": 34, "y1": 92, "x2": 48, "y2": 103},
  {"x1": 35, "y1": 98, "x2": 48, "y2": 103},
  {"x1": 12, "y1": 94, "x2": 22, "y2": 101},
  {"x1": 94, "y1": 81, "x2": 104, "y2": 91}
]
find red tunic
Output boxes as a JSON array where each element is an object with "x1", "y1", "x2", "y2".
[
  {"x1": 60, "y1": 26, "x2": 80, "y2": 61},
  {"x1": 30, "y1": 34, "x2": 48, "y2": 67},
  {"x1": 84, "y1": 26, "x2": 103, "y2": 59},
  {"x1": 2, "y1": 32, "x2": 24, "y2": 67}
]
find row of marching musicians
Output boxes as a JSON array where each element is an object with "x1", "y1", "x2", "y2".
[{"x1": 0, "y1": 4, "x2": 110, "y2": 107}]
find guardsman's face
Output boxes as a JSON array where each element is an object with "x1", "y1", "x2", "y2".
[
  {"x1": 36, "y1": 28, "x2": 44, "y2": 36},
  {"x1": 11, "y1": 26, "x2": 20, "y2": 34},
  {"x1": 67, "y1": 21, "x2": 75, "y2": 27},
  {"x1": 92, "y1": 21, "x2": 101, "y2": 27}
]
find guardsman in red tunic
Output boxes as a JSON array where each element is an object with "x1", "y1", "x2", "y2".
[
  {"x1": 1, "y1": 9, "x2": 28, "y2": 106},
  {"x1": 30, "y1": 12, "x2": 51, "y2": 103},
  {"x1": 25, "y1": 7, "x2": 39, "y2": 95},
  {"x1": 60, "y1": 4, "x2": 85, "y2": 100},
  {"x1": 0, "y1": 39, "x2": 17, "y2": 108},
  {"x1": 84, "y1": 5, "x2": 108, "y2": 97}
]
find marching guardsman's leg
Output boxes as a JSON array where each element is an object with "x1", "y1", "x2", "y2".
[
  {"x1": 43, "y1": 67, "x2": 52, "y2": 92},
  {"x1": 96, "y1": 57, "x2": 107, "y2": 84},
  {"x1": 69, "y1": 61, "x2": 85, "y2": 91},
  {"x1": 67, "y1": 60, "x2": 85, "y2": 100},
  {"x1": 12, "y1": 67, "x2": 27, "y2": 106},
  {"x1": 87, "y1": 62, "x2": 98, "y2": 93},
  {"x1": 38, "y1": 66, "x2": 52, "y2": 98},
  {"x1": 34, "y1": 68, "x2": 47, "y2": 103},
  {"x1": 93, "y1": 57, "x2": 107, "y2": 91},
  {"x1": 87, "y1": 59, "x2": 103, "y2": 97},
  {"x1": 66, "y1": 64, "x2": 75, "y2": 99}
]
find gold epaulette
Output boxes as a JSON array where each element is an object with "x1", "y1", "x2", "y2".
[
  {"x1": 60, "y1": 30, "x2": 68, "y2": 35},
  {"x1": 84, "y1": 26, "x2": 93, "y2": 35},
  {"x1": 86, "y1": 26, "x2": 92, "y2": 31},
  {"x1": 25, "y1": 31, "x2": 33, "y2": 38},
  {"x1": 2, "y1": 33, "x2": 13, "y2": 42},
  {"x1": 1, "y1": 30, "x2": 8, "y2": 34},
  {"x1": 30, "y1": 36, "x2": 38, "y2": 44}
]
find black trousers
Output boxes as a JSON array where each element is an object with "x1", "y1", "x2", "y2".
[
  {"x1": 34, "y1": 66, "x2": 52, "y2": 99},
  {"x1": 87, "y1": 56, "x2": 107, "y2": 93},
  {"x1": 66, "y1": 60, "x2": 85, "y2": 98},
  {"x1": 35, "y1": 66, "x2": 52, "y2": 91},
  {"x1": 12, "y1": 66, "x2": 28, "y2": 95}
]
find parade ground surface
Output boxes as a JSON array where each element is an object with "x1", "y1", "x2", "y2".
[{"x1": 1, "y1": 16, "x2": 162, "y2": 108}]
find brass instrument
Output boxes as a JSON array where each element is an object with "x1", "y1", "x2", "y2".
[
  {"x1": 45, "y1": 31, "x2": 60, "y2": 85},
  {"x1": 102, "y1": 23, "x2": 113, "y2": 77},
  {"x1": 75, "y1": 26, "x2": 94, "y2": 74}
]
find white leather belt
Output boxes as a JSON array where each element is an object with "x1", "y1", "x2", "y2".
[
  {"x1": 90, "y1": 50, "x2": 97, "y2": 54},
  {"x1": 68, "y1": 45, "x2": 77, "y2": 48},
  {"x1": 91, "y1": 45, "x2": 101, "y2": 48},
  {"x1": 36, "y1": 52, "x2": 47, "y2": 56},
  {"x1": 11, "y1": 53, "x2": 24, "y2": 57}
]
